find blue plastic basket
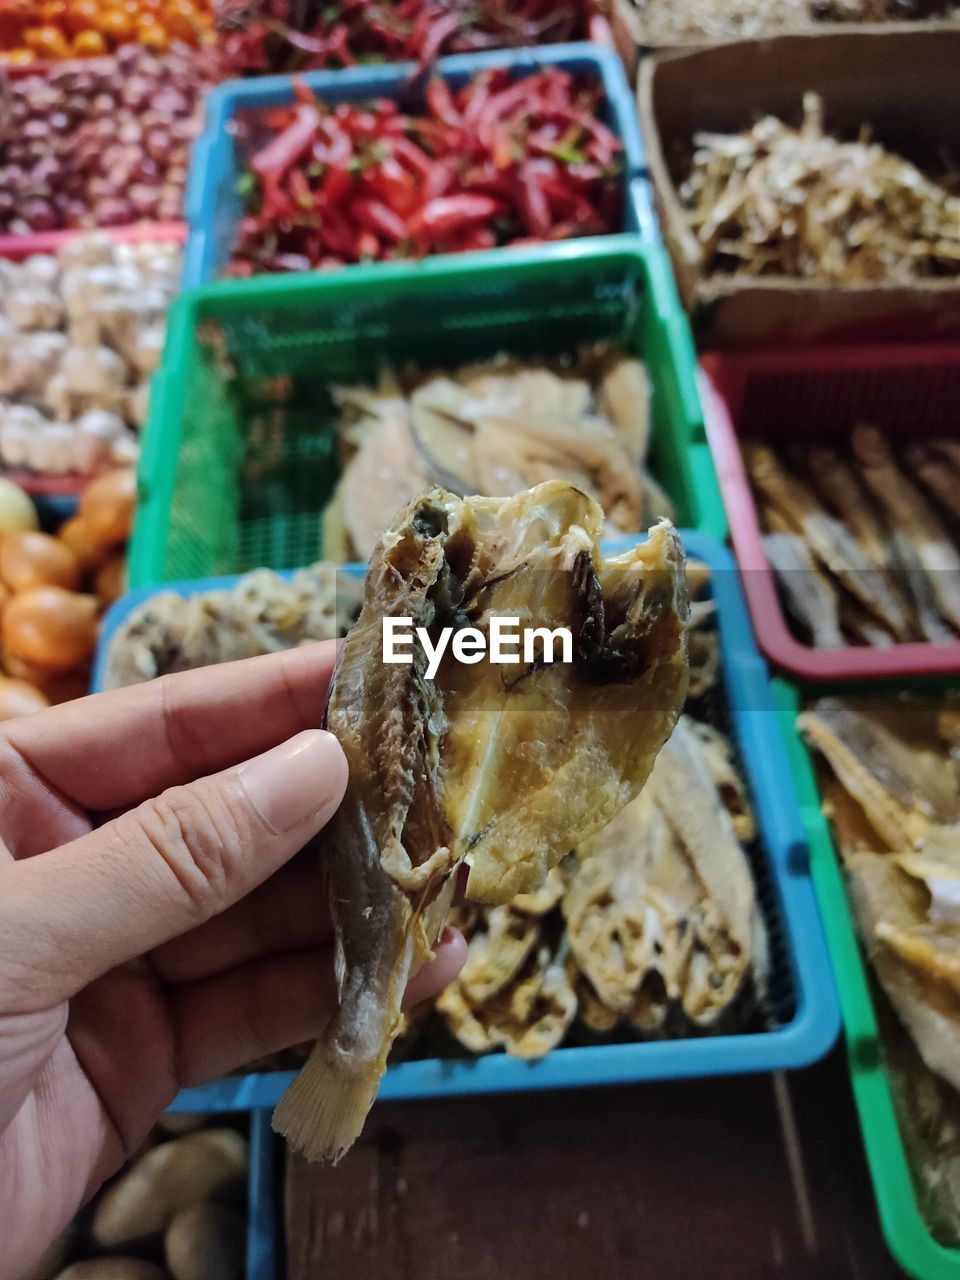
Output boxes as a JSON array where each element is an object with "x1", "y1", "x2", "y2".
[
  {"x1": 182, "y1": 42, "x2": 647, "y2": 288},
  {"x1": 96, "y1": 531, "x2": 839, "y2": 1108},
  {"x1": 246, "y1": 1109, "x2": 276, "y2": 1280}
]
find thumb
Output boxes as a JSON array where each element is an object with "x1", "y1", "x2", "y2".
[{"x1": 0, "y1": 729, "x2": 347, "y2": 1009}]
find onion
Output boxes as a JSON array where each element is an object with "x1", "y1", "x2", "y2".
[
  {"x1": 0, "y1": 481, "x2": 38, "y2": 534},
  {"x1": 79, "y1": 469, "x2": 137, "y2": 548},
  {"x1": 59, "y1": 517, "x2": 108, "y2": 573},
  {"x1": 0, "y1": 677, "x2": 50, "y2": 721},
  {"x1": 3, "y1": 587, "x2": 99, "y2": 673},
  {"x1": 0, "y1": 531, "x2": 82, "y2": 593},
  {"x1": 95, "y1": 552, "x2": 126, "y2": 606}
]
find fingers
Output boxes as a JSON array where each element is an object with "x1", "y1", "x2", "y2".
[
  {"x1": 170, "y1": 948, "x2": 338, "y2": 1087},
  {"x1": 2, "y1": 643, "x2": 338, "y2": 813},
  {"x1": 0, "y1": 730, "x2": 347, "y2": 1009},
  {"x1": 404, "y1": 928, "x2": 467, "y2": 1008},
  {"x1": 150, "y1": 851, "x2": 332, "y2": 985},
  {"x1": 169, "y1": 929, "x2": 466, "y2": 1087}
]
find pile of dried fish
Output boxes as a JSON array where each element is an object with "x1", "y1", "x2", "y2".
[
  {"x1": 624, "y1": 0, "x2": 957, "y2": 44},
  {"x1": 323, "y1": 348, "x2": 671, "y2": 561},
  {"x1": 436, "y1": 713, "x2": 768, "y2": 1056},
  {"x1": 746, "y1": 427, "x2": 960, "y2": 648},
  {"x1": 102, "y1": 562, "x2": 361, "y2": 688},
  {"x1": 680, "y1": 94, "x2": 960, "y2": 283},
  {"x1": 799, "y1": 696, "x2": 960, "y2": 1243}
]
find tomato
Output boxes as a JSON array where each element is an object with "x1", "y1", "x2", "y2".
[
  {"x1": 62, "y1": 0, "x2": 100, "y2": 34},
  {"x1": 22, "y1": 24, "x2": 71, "y2": 57},
  {"x1": 72, "y1": 25, "x2": 106, "y2": 51},
  {"x1": 97, "y1": 7, "x2": 133, "y2": 40}
]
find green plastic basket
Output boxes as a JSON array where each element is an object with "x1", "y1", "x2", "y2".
[
  {"x1": 774, "y1": 677, "x2": 960, "y2": 1280},
  {"x1": 129, "y1": 237, "x2": 723, "y2": 586}
]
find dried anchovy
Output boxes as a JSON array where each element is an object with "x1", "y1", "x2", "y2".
[{"x1": 680, "y1": 93, "x2": 960, "y2": 283}]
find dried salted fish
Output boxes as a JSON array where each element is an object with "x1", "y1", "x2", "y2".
[
  {"x1": 622, "y1": 0, "x2": 949, "y2": 46},
  {"x1": 470, "y1": 413, "x2": 645, "y2": 533},
  {"x1": 512, "y1": 861, "x2": 571, "y2": 917},
  {"x1": 799, "y1": 697, "x2": 960, "y2": 860},
  {"x1": 760, "y1": 503, "x2": 845, "y2": 649},
  {"x1": 907, "y1": 445, "x2": 960, "y2": 525},
  {"x1": 456, "y1": 906, "x2": 540, "y2": 1005},
  {"x1": 597, "y1": 355, "x2": 651, "y2": 465},
  {"x1": 688, "y1": 720, "x2": 756, "y2": 842},
  {"x1": 436, "y1": 936, "x2": 577, "y2": 1061},
  {"x1": 564, "y1": 716, "x2": 765, "y2": 1033},
  {"x1": 274, "y1": 480, "x2": 689, "y2": 1161},
  {"x1": 746, "y1": 442, "x2": 909, "y2": 639},
  {"x1": 103, "y1": 563, "x2": 358, "y2": 689},
  {"x1": 846, "y1": 851, "x2": 960, "y2": 1093},
  {"x1": 681, "y1": 94, "x2": 960, "y2": 285},
  {"x1": 338, "y1": 410, "x2": 433, "y2": 560},
  {"x1": 883, "y1": 1009, "x2": 960, "y2": 1249},
  {"x1": 326, "y1": 349, "x2": 661, "y2": 560},
  {"x1": 806, "y1": 447, "x2": 895, "y2": 576},
  {"x1": 854, "y1": 424, "x2": 960, "y2": 633}
]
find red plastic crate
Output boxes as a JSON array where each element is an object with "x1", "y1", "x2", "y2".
[{"x1": 703, "y1": 344, "x2": 960, "y2": 680}]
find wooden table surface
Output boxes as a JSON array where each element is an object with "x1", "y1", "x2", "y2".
[{"x1": 285, "y1": 1048, "x2": 905, "y2": 1280}]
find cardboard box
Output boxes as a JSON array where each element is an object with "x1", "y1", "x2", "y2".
[{"x1": 639, "y1": 30, "x2": 960, "y2": 348}]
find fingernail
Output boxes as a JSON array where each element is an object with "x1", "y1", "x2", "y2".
[{"x1": 240, "y1": 730, "x2": 348, "y2": 834}]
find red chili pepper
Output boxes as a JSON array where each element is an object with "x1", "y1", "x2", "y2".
[
  {"x1": 357, "y1": 230, "x2": 380, "y2": 259},
  {"x1": 319, "y1": 205, "x2": 358, "y2": 258},
  {"x1": 424, "y1": 159, "x2": 455, "y2": 201},
  {"x1": 475, "y1": 80, "x2": 534, "y2": 149},
  {"x1": 426, "y1": 77, "x2": 462, "y2": 129},
  {"x1": 251, "y1": 101, "x2": 321, "y2": 177},
  {"x1": 369, "y1": 156, "x2": 420, "y2": 215},
  {"x1": 390, "y1": 136, "x2": 435, "y2": 181},
  {"x1": 416, "y1": 9, "x2": 461, "y2": 65},
  {"x1": 351, "y1": 197, "x2": 408, "y2": 243},
  {"x1": 516, "y1": 165, "x2": 551, "y2": 238},
  {"x1": 411, "y1": 194, "x2": 503, "y2": 238}
]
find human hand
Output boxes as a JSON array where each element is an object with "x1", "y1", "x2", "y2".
[{"x1": 0, "y1": 643, "x2": 466, "y2": 1280}]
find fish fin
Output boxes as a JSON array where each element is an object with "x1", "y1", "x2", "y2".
[{"x1": 273, "y1": 1035, "x2": 389, "y2": 1164}]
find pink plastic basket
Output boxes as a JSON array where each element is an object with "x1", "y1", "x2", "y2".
[
  {"x1": 0, "y1": 222, "x2": 186, "y2": 261},
  {"x1": 703, "y1": 344, "x2": 960, "y2": 680}
]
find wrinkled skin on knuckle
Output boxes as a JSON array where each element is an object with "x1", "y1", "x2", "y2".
[{"x1": 134, "y1": 784, "x2": 242, "y2": 923}]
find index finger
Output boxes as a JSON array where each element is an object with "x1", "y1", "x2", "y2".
[{"x1": 3, "y1": 641, "x2": 338, "y2": 812}]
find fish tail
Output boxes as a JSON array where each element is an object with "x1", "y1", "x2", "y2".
[{"x1": 272, "y1": 1032, "x2": 390, "y2": 1164}]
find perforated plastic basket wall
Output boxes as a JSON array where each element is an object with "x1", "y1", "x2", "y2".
[
  {"x1": 704, "y1": 345, "x2": 960, "y2": 680},
  {"x1": 97, "y1": 529, "x2": 839, "y2": 1109},
  {"x1": 129, "y1": 238, "x2": 722, "y2": 586},
  {"x1": 775, "y1": 677, "x2": 960, "y2": 1280}
]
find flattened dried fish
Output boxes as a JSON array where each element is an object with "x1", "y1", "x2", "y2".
[
  {"x1": 456, "y1": 906, "x2": 539, "y2": 1004},
  {"x1": 563, "y1": 716, "x2": 765, "y2": 1033},
  {"x1": 854, "y1": 425, "x2": 960, "y2": 634},
  {"x1": 846, "y1": 851, "x2": 960, "y2": 1093},
  {"x1": 688, "y1": 720, "x2": 755, "y2": 842},
  {"x1": 274, "y1": 480, "x2": 689, "y2": 1161},
  {"x1": 103, "y1": 564, "x2": 357, "y2": 688},
  {"x1": 798, "y1": 697, "x2": 960, "y2": 858},
  {"x1": 436, "y1": 936, "x2": 577, "y2": 1061},
  {"x1": 907, "y1": 445, "x2": 960, "y2": 524},
  {"x1": 339, "y1": 410, "x2": 432, "y2": 560},
  {"x1": 596, "y1": 354, "x2": 651, "y2": 465},
  {"x1": 746, "y1": 441, "x2": 910, "y2": 640},
  {"x1": 760, "y1": 503, "x2": 845, "y2": 649},
  {"x1": 806, "y1": 447, "x2": 893, "y2": 575}
]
